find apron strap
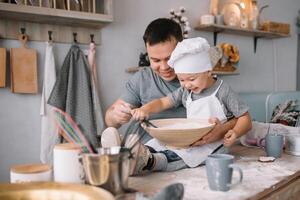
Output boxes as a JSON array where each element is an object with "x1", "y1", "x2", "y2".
[{"x1": 212, "y1": 80, "x2": 223, "y2": 96}]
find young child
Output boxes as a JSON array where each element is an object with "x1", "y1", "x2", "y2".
[
  {"x1": 130, "y1": 37, "x2": 252, "y2": 169},
  {"x1": 102, "y1": 37, "x2": 252, "y2": 175}
]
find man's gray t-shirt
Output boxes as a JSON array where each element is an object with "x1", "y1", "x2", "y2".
[
  {"x1": 121, "y1": 67, "x2": 186, "y2": 140},
  {"x1": 167, "y1": 78, "x2": 249, "y2": 120}
]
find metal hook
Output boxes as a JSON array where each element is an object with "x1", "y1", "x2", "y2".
[
  {"x1": 73, "y1": 32, "x2": 77, "y2": 43},
  {"x1": 20, "y1": 28, "x2": 26, "y2": 40},
  {"x1": 20, "y1": 27, "x2": 26, "y2": 34},
  {"x1": 90, "y1": 34, "x2": 94, "y2": 43},
  {"x1": 48, "y1": 30, "x2": 52, "y2": 41}
]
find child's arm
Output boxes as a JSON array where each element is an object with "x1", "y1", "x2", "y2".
[
  {"x1": 131, "y1": 96, "x2": 174, "y2": 121},
  {"x1": 224, "y1": 112, "x2": 252, "y2": 147}
]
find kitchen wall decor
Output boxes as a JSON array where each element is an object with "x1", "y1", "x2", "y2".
[
  {"x1": 0, "y1": 48, "x2": 6, "y2": 87},
  {"x1": 10, "y1": 30, "x2": 38, "y2": 94}
]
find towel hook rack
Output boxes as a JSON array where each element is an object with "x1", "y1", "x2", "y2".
[
  {"x1": 20, "y1": 27, "x2": 26, "y2": 40},
  {"x1": 90, "y1": 34, "x2": 94, "y2": 43},
  {"x1": 48, "y1": 31, "x2": 52, "y2": 41},
  {"x1": 73, "y1": 32, "x2": 77, "y2": 43}
]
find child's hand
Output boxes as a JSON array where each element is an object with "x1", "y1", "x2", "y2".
[
  {"x1": 224, "y1": 129, "x2": 238, "y2": 147},
  {"x1": 131, "y1": 108, "x2": 149, "y2": 121}
]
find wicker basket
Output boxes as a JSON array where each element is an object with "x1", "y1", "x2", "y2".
[{"x1": 261, "y1": 21, "x2": 290, "y2": 35}]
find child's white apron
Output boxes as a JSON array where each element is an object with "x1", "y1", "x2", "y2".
[{"x1": 146, "y1": 80, "x2": 227, "y2": 167}]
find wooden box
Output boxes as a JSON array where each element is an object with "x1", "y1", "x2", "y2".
[{"x1": 261, "y1": 21, "x2": 290, "y2": 35}]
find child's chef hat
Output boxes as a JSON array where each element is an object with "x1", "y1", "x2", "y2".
[{"x1": 168, "y1": 37, "x2": 213, "y2": 73}]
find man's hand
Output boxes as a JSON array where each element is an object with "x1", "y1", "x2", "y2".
[
  {"x1": 191, "y1": 117, "x2": 237, "y2": 147},
  {"x1": 105, "y1": 99, "x2": 133, "y2": 127}
]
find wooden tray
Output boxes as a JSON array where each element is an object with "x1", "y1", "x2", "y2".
[{"x1": 0, "y1": 48, "x2": 6, "y2": 87}]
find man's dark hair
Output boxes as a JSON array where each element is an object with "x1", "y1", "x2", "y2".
[{"x1": 143, "y1": 18, "x2": 183, "y2": 46}]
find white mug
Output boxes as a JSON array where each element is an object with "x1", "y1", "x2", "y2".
[
  {"x1": 201, "y1": 14, "x2": 215, "y2": 25},
  {"x1": 10, "y1": 163, "x2": 52, "y2": 183},
  {"x1": 53, "y1": 143, "x2": 85, "y2": 183}
]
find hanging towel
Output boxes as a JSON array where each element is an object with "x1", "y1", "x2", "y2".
[
  {"x1": 40, "y1": 41, "x2": 59, "y2": 164},
  {"x1": 88, "y1": 42, "x2": 105, "y2": 137},
  {"x1": 48, "y1": 45, "x2": 99, "y2": 149}
]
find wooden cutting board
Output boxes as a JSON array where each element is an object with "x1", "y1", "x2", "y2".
[
  {"x1": 0, "y1": 48, "x2": 6, "y2": 88},
  {"x1": 10, "y1": 34, "x2": 38, "y2": 94}
]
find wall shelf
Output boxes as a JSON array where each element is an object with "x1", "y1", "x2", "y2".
[
  {"x1": 0, "y1": 2, "x2": 113, "y2": 28},
  {"x1": 212, "y1": 70, "x2": 239, "y2": 76},
  {"x1": 0, "y1": 1, "x2": 113, "y2": 44},
  {"x1": 195, "y1": 24, "x2": 290, "y2": 53},
  {"x1": 125, "y1": 66, "x2": 239, "y2": 76}
]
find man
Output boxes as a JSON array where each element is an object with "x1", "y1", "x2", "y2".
[{"x1": 105, "y1": 18, "x2": 237, "y2": 145}]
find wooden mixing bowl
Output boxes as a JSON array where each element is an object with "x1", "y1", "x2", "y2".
[{"x1": 143, "y1": 118, "x2": 215, "y2": 148}]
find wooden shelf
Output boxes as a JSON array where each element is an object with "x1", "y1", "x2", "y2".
[
  {"x1": 195, "y1": 24, "x2": 290, "y2": 53},
  {"x1": 126, "y1": 66, "x2": 239, "y2": 76},
  {"x1": 195, "y1": 24, "x2": 290, "y2": 38},
  {"x1": 0, "y1": 2, "x2": 113, "y2": 28},
  {"x1": 212, "y1": 70, "x2": 239, "y2": 75}
]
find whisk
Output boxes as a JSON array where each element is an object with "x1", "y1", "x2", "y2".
[{"x1": 53, "y1": 108, "x2": 97, "y2": 153}]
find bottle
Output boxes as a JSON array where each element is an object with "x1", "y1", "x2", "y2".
[
  {"x1": 240, "y1": 12, "x2": 248, "y2": 29},
  {"x1": 250, "y1": 0, "x2": 259, "y2": 29}
]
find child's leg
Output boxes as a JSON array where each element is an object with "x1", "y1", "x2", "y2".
[
  {"x1": 101, "y1": 127, "x2": 122, "y2": 147},
  {"x1": 101, "y1": 128, "x2": 188, "y2": 174},
  {"x1": 151, "y1": 150, "x2": 187, "y2": 172},
  {"x1": 101, "y1": 127, "x2": 151, "y2": 175}
]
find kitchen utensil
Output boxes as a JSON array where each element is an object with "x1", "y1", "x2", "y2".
[
  {"x1": 10, "y1": 163, "x2": 52, "y2": 183},
  {"x1": 142, "y1": 119, "x2": 158, "y2": 128},
  {"x1": 10, "y1": 33, "x2": 38, "y2": 93},
  {"x1": 285, "y1": 134, "x2": 300, "y2": 156},
  {"x1": 53, "y1": 143, "x2": 85, "y2": 183},
  {"x1": 200, "y1": 14, "x2": 215, "y2": 25},
  {"x1": 143, "y1": 118, "x2": 215, "y2": 148},
  {"x1": 81, "y1": 147, "x2": 131, "y2": 195},
  {"x1": 0, "y1": 48, "x2": 6, "y2": 87},
  {"x1": 211, "y1": 144, "x2": 224, "y2": 154},
  {"x1": 0, "y1": 182, "x2": 114, "y2": 200},
  {"x1": 53, "y1": 108, "x2": 96, "y2": 153},
  {"x1": 205, "y1": 154, "x2": 243, "y2": 191}
]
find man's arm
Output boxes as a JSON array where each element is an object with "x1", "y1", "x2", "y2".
[
  {"x1": 191, "y1": 117, "x2": 238, "y2": 146},
  {"x1": 105, "y1": 99, "x2": 133, "y2": 128}
]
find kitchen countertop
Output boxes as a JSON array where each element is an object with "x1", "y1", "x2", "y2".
[{"x1": 127, "y1": 145, "x2": 300, "y2": 200}]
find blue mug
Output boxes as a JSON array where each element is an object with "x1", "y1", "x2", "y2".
[
  {"x1": 259, "y1": 134, "x2": 284, "y2": 158},
  {"x1": 205, "y1": 154, "x2": 243, "y2": 191}
]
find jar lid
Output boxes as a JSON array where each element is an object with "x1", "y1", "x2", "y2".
[
  {"x1": 11, "y1": 164, "x2": 51, "y2": 174},
  {"x1": 54, "y1": 143, "x2": 80, "y2": 150}
]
